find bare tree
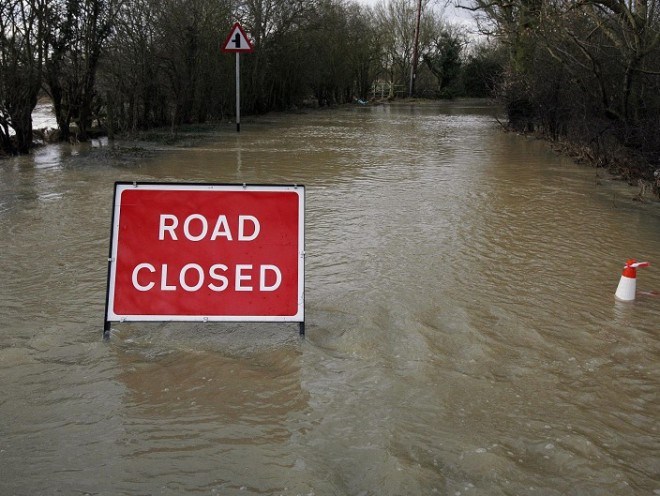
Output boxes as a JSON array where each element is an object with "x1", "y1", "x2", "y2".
[
  {"x1": 43, "y1": 0, "x2": 122, "y2": 142},
  {"x1": 467, "y1": 0, "x2": 660, "y2": 184},
  {"x1": 0, "y1": 0, "x2": 47, "y2": 154}
]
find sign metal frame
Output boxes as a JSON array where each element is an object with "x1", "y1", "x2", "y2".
[{"x1": 103, "y1": 182, "x2": 305, "y2": 338}]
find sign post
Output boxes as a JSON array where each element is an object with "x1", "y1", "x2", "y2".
[
  {"x1": 104, "y1": 182, "x2": 305, "y2": 338},
  {"x1": 235, "y1": 52, "x2": 240, "y2": 132},
  {"x1": 222, "y1": 23, "x2": 254, "y2": 133}
]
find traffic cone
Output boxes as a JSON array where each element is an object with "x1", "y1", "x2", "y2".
[{"x1": 615, "y1": 259, "x2": 650, "y2": 301}]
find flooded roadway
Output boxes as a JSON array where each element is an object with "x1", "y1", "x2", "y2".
[{"x1": 1, "y1": 101, "x2": 659, "y2": 495}]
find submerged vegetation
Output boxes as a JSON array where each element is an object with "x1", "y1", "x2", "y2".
[{"x1": 467, "y1": 0, "x2": 660, "y2": 198}]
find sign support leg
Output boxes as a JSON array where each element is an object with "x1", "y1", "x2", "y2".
[{"x1": 299, "y1": 321, "x2": 305, "y2": 336}]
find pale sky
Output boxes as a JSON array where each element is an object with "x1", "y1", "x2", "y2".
[{"x1": 353, "y1": 0, "x2": 479, "y2": 30}]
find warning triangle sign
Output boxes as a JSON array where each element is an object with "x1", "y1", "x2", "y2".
[{"x1": 222, "y1": 23, "x2": 254, "y2": 53}]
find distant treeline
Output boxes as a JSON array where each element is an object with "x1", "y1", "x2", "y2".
[
  {"x1": 0, "y1": 0, "x2": 502, "y2": 154},
  {"x1": 470, "y1": 0, "x2": 660, "y2": 190},
  {"x1": 5, "y1": 0, "x2": 658, "y2": 191}
]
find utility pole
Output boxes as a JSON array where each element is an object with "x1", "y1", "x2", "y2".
[{"x1": 409, "y1": 0, "x2": 422, "y2": 98}]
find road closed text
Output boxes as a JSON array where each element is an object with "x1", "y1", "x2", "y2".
[
  {"x1": 132, "y1": 214, "x2": 281, "y2": 292},
  {"x1": 107, "y1": 184, "x2": 304, "y2": 321},
  {"x1": 132, "y1": 262, "x2": 282, "y2": 292},
  {"x1": 158, "y1": 213, "x2": 260, "y2": 242}
]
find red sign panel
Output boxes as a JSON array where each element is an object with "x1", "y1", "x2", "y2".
[{"x1": 105, "y1": 183, "x2": 304, "y2": 322}]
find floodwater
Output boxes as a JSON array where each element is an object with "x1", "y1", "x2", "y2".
[{"x1": 1, "y1": 102, "x2": 659, "y2": 495}]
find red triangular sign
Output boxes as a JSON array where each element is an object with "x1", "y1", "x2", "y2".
[{"x1": 222, "y1": 23, "x2": 254, "y2": 53}]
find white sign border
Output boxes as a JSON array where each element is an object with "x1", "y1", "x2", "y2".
[{"x1": 105, "y1": 182, "x2": 305, "y2": 324}]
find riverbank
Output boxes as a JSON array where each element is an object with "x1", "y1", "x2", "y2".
[{"x1": 536, "y1": 129, "x2": 660, "y2": 203}]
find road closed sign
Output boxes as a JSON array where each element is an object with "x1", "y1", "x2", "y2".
[{"x1": 104, "y1": 183, "x2": 304, "y2": 325}]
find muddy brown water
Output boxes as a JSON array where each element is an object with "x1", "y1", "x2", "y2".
[{"x1": 1, "y1": 102, "x2": 659, "y2": 495}]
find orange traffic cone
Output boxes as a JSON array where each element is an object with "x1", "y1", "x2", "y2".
[{"x1": 615, "y1": 259, "x2": 650, "y2": 301}]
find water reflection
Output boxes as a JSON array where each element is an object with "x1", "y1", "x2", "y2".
[
  {"x1": 116, "y1": 346, "x2": 307, "y2": 438},
  {"x1": 33, "y1": 145, "x2": 64, "y2": 170}
]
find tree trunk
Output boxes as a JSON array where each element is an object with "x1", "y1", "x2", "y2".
[{"x1": 11, "y1": 104, "x2": 35, "y2": 154}]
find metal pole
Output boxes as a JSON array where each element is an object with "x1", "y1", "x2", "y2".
[
  {"x1": 102, "y1": 184, "x2": 120, "y2": 341},
  {"x1": 409, "y1": 0, "x2": 422, "y2": 98},
  {"x1": 235, "y1": 52, "x2": 240, "y2": 133}
]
